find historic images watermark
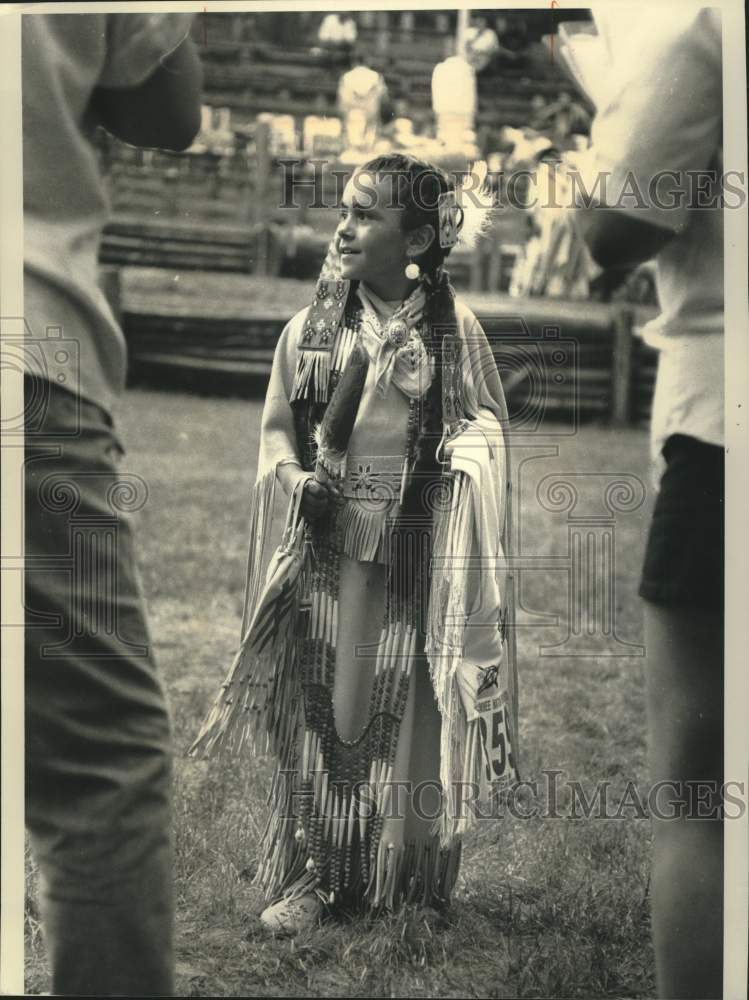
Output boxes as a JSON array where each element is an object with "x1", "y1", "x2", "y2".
[
  {"x1": 278, "y1": 769, "x2": 744, "y2": 823},
  {"x1": 2, "y1": 317, "x2": 151, "y2": 656},
  {"x1": 277, "y1": 159, "x2": 747, "y2": 213},
  {"x1": 23, "y1": 468, "x2": 151, "y2": 659},
  {"x1": 2, "y1": 318, "x2": 81, "y2": 437}
]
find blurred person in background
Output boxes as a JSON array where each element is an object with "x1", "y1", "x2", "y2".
[
  {"x1": 464, "y1": 13, "x2": 500, "y2": 75},
  {"x1": 533, "y1": 90, "x2": 592, "y2": 146},
  {"x1": 575, "y1": 9, "x2": 724, "y2": 997},
  {"x1": 431, "y1": 52, "x2": 479, "y2": 156},
  {"x1": 317, "y1": 11, "x2": 358, "y2": 62},
  {"x1": 492, "y1": 14, "x2": 528, "y2": 68},
  {"x1": 22, "y1": 12, "x2": 202, "y2": 995},
  {"x1": 504, "y1": 129, "x2": 598, "y2": 300},
  {"x1": 529, "y1": 93, "x2": 550, "y2": 131},
  {"x1": 337, "y1": 59, "x2": 389, "y2": 162}
]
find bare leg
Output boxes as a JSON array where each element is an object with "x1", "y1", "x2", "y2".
[{"x1": 644, "y1": 600, "x2": 723, "y2": 999}]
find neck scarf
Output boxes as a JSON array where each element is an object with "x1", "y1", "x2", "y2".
[{"x1": 357, "y1": 282, "x2": 432, "y2": 399}]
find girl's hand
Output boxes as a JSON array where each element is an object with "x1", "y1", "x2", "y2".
[
  {"x1": 301, "y1": 478, "x2": 336, "y2": 521},
  {"x1": 441, "y1": 418, "x2": 476, "y2": 458}
]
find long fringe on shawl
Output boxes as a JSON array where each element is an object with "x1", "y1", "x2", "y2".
[
  {"x1": 189, "y1": 468, "x2": 302, "y2": 760},
  {"x1": 425, "y1": 469, "x2": 486, "y2": 845},
  {"x1": 426, "y1": 472, "x2": 517, "y2": 844},
  {"x1": 425, "y1": 443, "x2": 519, "y2": 844}
]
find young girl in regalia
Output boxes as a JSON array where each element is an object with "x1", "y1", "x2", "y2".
[{"x1": 192, "y1": 154, "x2": 519, "y2": 933}]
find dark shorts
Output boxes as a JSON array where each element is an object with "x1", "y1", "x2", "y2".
[{"x1": 639, "y1": 434, "x2": 724, "y2": 610}]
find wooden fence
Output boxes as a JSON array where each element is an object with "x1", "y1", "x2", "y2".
[
  {"x1": 193, "y1": 15, "x2": 570, "y2": 131},
  {"x1": 101, "y1": 266, "x2": 658, "y2": 428}
]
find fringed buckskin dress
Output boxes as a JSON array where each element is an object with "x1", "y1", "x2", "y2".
[{"x1": 191, "y1": 277, "x2": 519, "y2": 914}]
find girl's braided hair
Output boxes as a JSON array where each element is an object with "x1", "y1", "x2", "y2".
[{"x1": 357, "y1": 153, "x2": 463, "y2": 614}]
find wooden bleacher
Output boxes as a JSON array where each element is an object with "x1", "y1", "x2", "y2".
[
  {"x1": 93, "y1": 11, "x2": 660, "y2": 427},
  {"x1": 191, "y1": 11, "x2": 579, "y2": 135}
]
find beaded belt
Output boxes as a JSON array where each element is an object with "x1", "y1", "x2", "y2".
[{"x1": 342, "y1": 453, "x2": 405, "y2": 508}]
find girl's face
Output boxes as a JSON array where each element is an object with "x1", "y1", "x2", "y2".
[{"x1": 335, "y1": 171, "x2": 413, "y2": 300}]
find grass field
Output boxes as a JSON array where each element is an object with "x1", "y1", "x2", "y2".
[{"x1": 25, "y1": 384, "x2": 657, "y2": 998}]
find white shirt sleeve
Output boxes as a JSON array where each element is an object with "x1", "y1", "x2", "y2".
[
  {"x1": 585, "y1": 8, "x2": 722, "y2": 232},
  {"x1": 97, "y1": 13, "x2": 195, "y2": 89}
]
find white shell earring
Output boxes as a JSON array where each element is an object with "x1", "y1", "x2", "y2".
[{"x1": 404, "y1": 262, "x2": 420, "y2": 280}]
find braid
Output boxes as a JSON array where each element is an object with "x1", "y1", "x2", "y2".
[{"x1": 389, "y1": 269, "x2": 460, "y2": 616}]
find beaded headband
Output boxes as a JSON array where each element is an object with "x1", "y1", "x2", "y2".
[{"x1": 438, "y1": 189, "x2": 462, "y2": 248}]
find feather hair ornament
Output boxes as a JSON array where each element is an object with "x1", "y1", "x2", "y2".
[
  {"x1": 313, "y1": 339, "x2": 370, "y2": 483},
  {"x1": 455, "y1": 160, "x2": 496, "y2": 250}
]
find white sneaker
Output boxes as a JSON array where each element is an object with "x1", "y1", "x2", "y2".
[{"x1": 259, "y1": 892, "x2": 323, "y2": 935}]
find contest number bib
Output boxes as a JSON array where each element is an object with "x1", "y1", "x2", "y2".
[{"x1": 477, "y1": 691, "x2": 515, "y2": 786}]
